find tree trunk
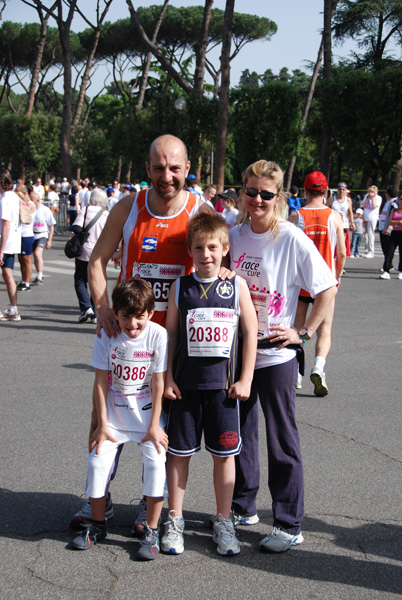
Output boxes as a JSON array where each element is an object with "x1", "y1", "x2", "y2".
[
  {"x1": 286, "y1": 40, "x2": 323, "y2": 190},
  {"x1": 116, "y1": 155, "x2": 122, "y2": 182},
  {"x1": 194, "y1": 0, "x2": 213, "y2": 96},
  {"x1": 213, "y1": 0, "x2": 235, "y2": 192},
  {"x1": 137, "y1": 0, "x2": 169, "y2": 109}
]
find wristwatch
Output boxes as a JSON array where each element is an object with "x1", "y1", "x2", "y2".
[{"x1": 298, "y1": 328, "x2": 311, "y2": 343}]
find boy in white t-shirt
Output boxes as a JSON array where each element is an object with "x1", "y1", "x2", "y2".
[
  {"x1": 72, "y1": 278, "x2": 169, "y2": 561},
  {"x1": 220, "y1": 190, "x2": 239, "y2": 230}
]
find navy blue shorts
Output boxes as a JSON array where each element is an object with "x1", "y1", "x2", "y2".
[
  {"x1": 20, "y1": 236, "x2": 34, "y2": 256},
  {"x1": 1, "y1": 253, "x2": 15, "y2": 269},
  {"x1": 166, "y1": 389, "x2": 241, "y2": 458}
]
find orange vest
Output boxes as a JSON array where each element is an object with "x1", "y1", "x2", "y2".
[
  {"x1": 120, "y1": 190, "x2": 198, "y2": 326},
  {"x1": 297, "y1": 206, "x2": 336, "y2": 298}
]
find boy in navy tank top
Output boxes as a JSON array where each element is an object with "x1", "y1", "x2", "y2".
[{"x1": 162, "y1": 212, "x2": 257, "y2": 556}]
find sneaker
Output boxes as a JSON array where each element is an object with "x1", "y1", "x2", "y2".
[
  {"x1": 31, "y1": 277, "x2": 43, "y2": 286},
  {"x1": 209, "y1": 510, "x2": 259, "y2": 527},
  {"x1": 0, "y1": 309, "x2": 21, "y2": 322},
  {"x1": 91, "y1": 316, "x2": 97, "y2": 324},
  {"x1": 78, "y1": 307, "x2": 95, "y2": 323},
  {"x1": 365, "y1": 252, "x2": 374, "y2": 258},
  {"x1": 17, "y1": 282, "x2": 31, "y2": 292},
  {"x1": 310, "y1": 367, "x2": 328, "y2": 397},
  {"x1": 69, "y1": 492, "x2": 114, "y2": 530},
  {"x1": 398, "y1": 273, "x2": 402, "y2": 280},
  {"x1": 71, "y1": 523, "x2": 107, "y2": 550},
  {"x1": 132, "y1": 497, "x2": 147, "y2": 537},
  {"x1": 260, "y1": 527, "x2": 304, "y2": 553},
  {"x1": 341, "y1": 268, "x2": 346, "y2": 275},
  {"x1": 296, "y1": 373, "x2": 303, "y2": 390},
  {"x1": 380, "y1": 272, "x2": 390, "y2": 280},
  {"x1": 136, "y1": 525, "x2": 160, "y2": 561},
  {"x1": 161, "y1": 510, "x2": 185, "y2": 554},
  {"x1": 213, "y1": 514, "x2": 240, "y2": 556}
]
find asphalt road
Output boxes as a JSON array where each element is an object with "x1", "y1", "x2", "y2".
[{"x1": 1, "y1": 234, "x2": 401, "y2": 600}]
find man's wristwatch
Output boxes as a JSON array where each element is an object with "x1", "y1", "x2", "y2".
[{"x1": 298, "y1": 328, "x2": 311, "y2": 343}]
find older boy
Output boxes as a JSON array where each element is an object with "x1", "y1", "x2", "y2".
[
  {"x1": 72, "y1": 278, "x2": 168, "y2": 561},
  {"x1": 162, "y1": 212, "x2": 257, "y2": 556}
]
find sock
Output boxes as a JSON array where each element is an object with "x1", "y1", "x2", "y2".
[
  {"x1": 314, "y1": 356, "x2": 326, "y2": 371},
  {"x1": 37, "y1": 272, "x2": 43, "y2": 280},
  {"x1": 9, "y1": 305, "x2": 17, "y2": 314}
]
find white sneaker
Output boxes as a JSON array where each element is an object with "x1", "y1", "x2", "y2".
[
  {"x1": 260, "y1": 527, "x2": 304, "y2": 553},
  {"x1": 398, "y1": 273, "x2": 402, "y2": 280},
  {"x1": 213, "y1": 514, "x2": 240, "y2": 556},
  {"x1": 365, "y1": 252, "x2": 374, "y2": 258},
  {"x1": 380, "y1": 272, "x2": 390, "y2": 280},
  {"x1": 161, "y1": 510, "x2": 185, "y2": 554},
  {"x1": 310, "y1": 367, "x2": 328, "y2": 397}
]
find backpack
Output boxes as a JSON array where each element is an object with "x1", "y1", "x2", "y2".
[{"x1": 17, "y1": 192, "x2": 33, "y2": 225}]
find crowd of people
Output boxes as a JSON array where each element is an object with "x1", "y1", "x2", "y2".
[{"x1": 1, "y1": 135, "x2": 400, "y2": 563}]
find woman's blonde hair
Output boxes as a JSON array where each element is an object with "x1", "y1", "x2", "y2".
[
  {"x1": 238, "y1": 160, "x2": 286, "y2": 238},
  {"x1": 368, "y1": 185, "x2": 378, "y2": 195}
]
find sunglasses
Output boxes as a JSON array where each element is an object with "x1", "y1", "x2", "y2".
[{"x1": 244, "y1": 187, "x2": 277, "y2": 201}]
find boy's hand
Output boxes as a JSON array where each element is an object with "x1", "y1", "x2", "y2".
[
  {"x1": 228, "y1": 380, "x2": 251, "y2": 402},
  {"x1": 164, "y1": 378, "x2": 182, "y2": 400},
  {"x1": 141, "y1": 425, "x2": 169, "y2": 454},
  {"x1": 89, "y1": 425, "x2": 118, "y2": 454}
]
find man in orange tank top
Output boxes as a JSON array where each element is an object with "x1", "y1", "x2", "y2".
[{"x1": 289, "y1": 171, "x2": 346, "y2": 397}]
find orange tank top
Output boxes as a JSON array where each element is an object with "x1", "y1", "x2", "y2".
[
  {"x1": 297, "y1": 206, "x2": 337, "y2": 298},
  {"x1": 120, "y1": 189, "x2": 199, "y2": 326}
]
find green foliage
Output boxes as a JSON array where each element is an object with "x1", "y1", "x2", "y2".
[
  {"x1": 0, "y1": 112, "x2": 61, "y2": 175},
  {"x1": 229, "y1": 80, "x2": 302, "y2": 178}
]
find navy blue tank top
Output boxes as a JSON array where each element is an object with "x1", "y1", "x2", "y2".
[{"x1": 174, "y1": 274, "x2": 240, "y2": 390}]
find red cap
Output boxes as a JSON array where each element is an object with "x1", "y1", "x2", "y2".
[{"x1": 304, "y1": 171, "x2": 327, "y2": 192}]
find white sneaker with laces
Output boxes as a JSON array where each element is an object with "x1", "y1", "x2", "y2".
[
  {"x1": 260, "y1": 527, "x2": 304, "y2": 553},
  {"x1": 213, "y1": 514, "x2": 240, "y2": 556},
  {"x1": 380, "y1": 272, "x2": 390, "y2": 280},
  {"x1": 161, "y1": 510, "x2": 185, "y2": 554}
]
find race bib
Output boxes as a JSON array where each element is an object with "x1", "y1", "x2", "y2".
[
  {"x1": 110, "y1": 347, "x2": 154, "y2": 396},
  {"x1": 132, "y1": 262, "x2": 185, "y2": 313},
  {"x1": 186, "y1": 307, "x2": 237, "y2": 358}
]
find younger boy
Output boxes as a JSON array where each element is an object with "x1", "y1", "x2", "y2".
[
  {"x1": 162, "y1": 212, "x2": 257, "y2": 556},
  {"x1": 72, "y1": 278, "x2": 168, "y2": 561}
]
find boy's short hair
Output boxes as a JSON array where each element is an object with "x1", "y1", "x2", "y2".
[
  {"x1": 187, "y1": 211, "x2": 229, "y2": 251},
  {"x1": 112, "y1": 278, "x2": 155, "y2": 315}
]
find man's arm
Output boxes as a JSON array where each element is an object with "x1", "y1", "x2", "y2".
[
  {"x1": 88, "y1": 195, "x2": 134, "y2": 338},
  {"x1": 164, "y1": 281, "x2": 182, "y2": 400},
  {"x1": 46, "y1": 224, "x2": 54, "y2": 249},
  {"x1": 333, "y1": 211, "x2": 347, "y2": 281},
  {"x1": 0, "y1": 219, "x2": 10, "y2": 265},
  {"x1": 141, "y1": 371, "x2": 169, "y2": 454}
]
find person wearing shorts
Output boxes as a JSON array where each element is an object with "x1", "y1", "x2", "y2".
[
  {"x1": 0, "y1": 168, "x2": 22, "y2": 322},
  {"x1": 31, "y1": 191, "x2": 56, "y2": 285},
  {"x1": 162, "y1": 212, "x2": 257, "y2": 557}
]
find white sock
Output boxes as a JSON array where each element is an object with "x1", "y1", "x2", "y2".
[
  {"x1": 37, "y1": 272, "x2": 43, "y2": 280},
  {"x1": 314, "y1": 356, "x2": 326, "y2": 371},
  {"x1": 9, "y1": 305, "x2": 18, "y2": 314}
]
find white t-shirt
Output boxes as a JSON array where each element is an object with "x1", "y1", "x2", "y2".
[
  {"x1": 0, "y1": 190, "x2": 21, "y2": 254},
  {"x1": 33, "y1": 184, "x2": 45, "y2": 201},
  {"x1": 362, "y1": 194, "x2": 381, "y2": 224},
  {"x1": 32, "y1": 205, "x2": 56, "y2": 239},
  {"x1": 91, "y1": 322, "x2": 168, "y2": 432},
  {"x1": 47, "y1": 191, "x2": 59, "y2": 210},
  {"x1": 78, "y1": 188, "x2": 88, "y2": 208},
  {"x1": 223, "y1": 207, "x2": 239, "y2": 229},
  {"x1": 229, "y1": 220, "x2": 337, "y2": 369}
]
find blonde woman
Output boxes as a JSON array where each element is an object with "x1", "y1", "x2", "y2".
[
  {"x1": 226, "y1": 160, "x2": 338, "y2": 553},
  {"x1": 361, "y1": 185, "x2": 382, "y2": 257}
]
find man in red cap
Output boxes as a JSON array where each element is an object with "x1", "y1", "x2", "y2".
[{"x1": 289, "y1": 171, "x2": 346, "y2": 396}]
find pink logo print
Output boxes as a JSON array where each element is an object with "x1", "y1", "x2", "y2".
[
  {"x1": 232, "y1": 252, "x2": 246, "y2": 269},
  {"x1": 268, "y1": 291, "x2": 285, "y2": 317}
]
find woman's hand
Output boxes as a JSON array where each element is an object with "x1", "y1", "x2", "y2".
[{"x1": 268, "y1": 325, "x2": 303, "y2": 350}]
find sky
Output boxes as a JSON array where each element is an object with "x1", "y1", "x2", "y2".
[{"x1": 2, "y1": 0, "x2": 402, "y2": 91}]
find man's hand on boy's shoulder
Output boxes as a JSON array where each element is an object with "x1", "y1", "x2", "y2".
[
  {"x1": 96, "y1": 306, "x2": 121, "y2": 339},
  {"x1": 141, "y1": 425, "x2": 169, "y2": 454}
]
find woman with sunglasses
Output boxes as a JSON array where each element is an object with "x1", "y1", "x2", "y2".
[{"x1": 226, "y1": 160, "x2": 338, "y2": 553}]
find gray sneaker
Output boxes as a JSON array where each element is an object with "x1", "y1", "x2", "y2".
[
  {"x1": 213, "y1": 514, "x2": 240, "y2": 556},
  {"x1": 161, "y1": 510, "x2": 185, "y2": 554},
  {"x1": 132, "y1": 497, "x2": 147, "y2": 537},
  {"x1": 260, "y1": 527, "x2": 304, "y2": 553},
  {"x1": 310, "y1": 367, "x2": 328, "y2": 397},
  {"x1": 69, "y1": 492, "x2": 114, "y2": 530}
]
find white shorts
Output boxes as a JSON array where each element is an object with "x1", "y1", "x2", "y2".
[{"x1": 85, "y1": 428, "x2": 167, "y2": 499}]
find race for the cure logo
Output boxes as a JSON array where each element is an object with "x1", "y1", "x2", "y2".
[{"x1": 232, "y1": 252, "x2": 261, "y2": 277}]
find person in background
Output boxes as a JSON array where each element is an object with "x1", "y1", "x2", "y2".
[
  {"x1": 17, "y1": 186, "x2": 36, "y2": 292},
  {"x1": 71, "y1": 188, "x2": 109, "y2": 323},
  {"x1": 378, "y1": 185, "x2": 398, "y2": 275},
  {"x1": 0, "y1": 167, "x2": 22, "y2": 321},
  {"x1": 33, "y1": 177, "x2": 45, "y2": 202},
  {"x1": 329, "y1": 182, "x2": 355, "y2": 260},
  {"x1": 350, "y1": 208, "x2": 365, "y2": 258},
  {"x1": 201, "y1": 184, "x2": 217, "y2": 209},
  {"x1": 68, "y1": 185, "x2": 80, "y2": 238},
  {"x1": 361, "y1": 185, "x2": 381, "y2": 258},
  {"x1": 47, "y1": 183, "x2": 59, "y2": 213},
  {"x1": 31, "y1": 190, "x2": 56, "y2": 286},
  {"x1": 382, "y1": 192, "x2": 402, "y2": 280},
  {"x1": 221, "y1": 190, "x2": 239, "y2": 229},
  {"x1": 287, "y1": 185, "x2": 302, "y2": 214}
]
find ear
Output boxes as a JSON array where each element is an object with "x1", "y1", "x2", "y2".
[
  {"x1": 146, "y1": 162, "x2": 151, "y2": 178},
  {"x1": 112, "y1": 307, "x2": 118, "y2": 320},
  {"x1": 222, "y1": 243, "x2": 230, "y2": 257},
  {"x1": 148, "y1": 308, "x2": 155, "y2": 321},
  {"x1": 185, "y1": 160, "x2": 191, "y2": 177}
]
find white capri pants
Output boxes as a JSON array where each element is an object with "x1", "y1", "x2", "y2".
[{"x1": 85, "y1": 428, "x2": 167, "y2": 499}]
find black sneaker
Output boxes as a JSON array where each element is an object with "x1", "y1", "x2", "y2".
[
  {"x1": 31, "y1": 277, "x2": 43, "y2": 286},
  {"x1": 17, "y1": 282, "x2": 31, "y2": 292},
  {"x1": 78, "y1": 307, "x2": 95, "y2": 323},
  {"x1": 136, "y1": 526, "x2": 160, "y2": 561},
  {"x1": 72, "y1": 523, "x2": 107, "y2": 550}
]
